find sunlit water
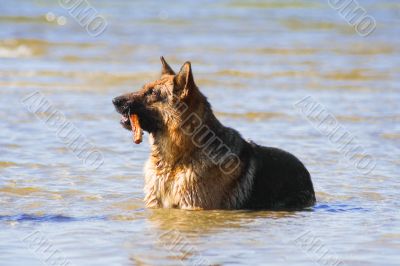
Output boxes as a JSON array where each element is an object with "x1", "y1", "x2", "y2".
[{"x1": 1, "y1": 0, "x2": 399, "y2": 265}]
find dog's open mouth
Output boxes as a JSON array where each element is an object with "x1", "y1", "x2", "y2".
[
  {"x1": 120, "y1": 113, "x2": 131, "y2": 129},
  {"x1": 120, "y1": 113, "x2": 143, "y2": 144}
]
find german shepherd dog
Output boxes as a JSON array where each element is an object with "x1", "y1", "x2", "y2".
[{"x1": 113, "y1": 57, "x2": 316, "y2": 210}]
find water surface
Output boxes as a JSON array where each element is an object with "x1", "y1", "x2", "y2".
[{"x1": 1, "y1": 1, "x2": 400, "y2": 265}]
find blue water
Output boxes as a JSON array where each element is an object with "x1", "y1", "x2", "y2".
[{"x1": 1, "y1": 0, "x2": 399, "y2": 265}]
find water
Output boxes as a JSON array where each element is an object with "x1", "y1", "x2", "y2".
[{"x1": 1, "y1": 0, "x2": 399, "y2": 265}]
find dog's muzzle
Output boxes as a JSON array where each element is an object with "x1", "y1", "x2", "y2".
[{"x1": 112, "y1": 96, "x2": 131, "y2": 129}]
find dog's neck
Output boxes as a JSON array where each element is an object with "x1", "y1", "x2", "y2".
[{"x1": 149, "y1": 102, "x2": 224, "y2": 169}]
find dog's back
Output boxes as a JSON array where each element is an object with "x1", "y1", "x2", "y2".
[{"x1": 242, "y1": 142, "x2": 316, "y2": 210}]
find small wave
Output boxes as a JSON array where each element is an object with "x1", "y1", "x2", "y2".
[
  {"x1": 215, "y1": 111, "x2": 287, "y2": 121},
  {"x1": 0, "y1": 161, "x2": 17, "y2": 168},
  {"x1": 313, "y1": 203, "x2": 368, "y2": 213},
  {"x1": 0, "y1": 45, "x2": 32, "y2": 58},
  {"x1": 0, "y1": 214, "x2": 106, "y2": 223}
]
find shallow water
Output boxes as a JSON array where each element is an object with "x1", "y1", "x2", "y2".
[{"x1": 1, "y1": 0, "x2": 400, "y2": 265}]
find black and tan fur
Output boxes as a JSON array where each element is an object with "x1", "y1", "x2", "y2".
[{"x1": 113, "y1": 57, "x2": 316, "y2": 210}]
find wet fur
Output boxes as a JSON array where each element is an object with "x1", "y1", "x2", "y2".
[{"x1": 113, "y1": 57, "x2": 316, "y2": 210}]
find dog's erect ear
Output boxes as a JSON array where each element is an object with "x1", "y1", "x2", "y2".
[
  {"x1": 174, "y1": 61, "x2": 196, "y2": 99},
  {"x1": 160, "y1": 56, "x2": 175, "y2": 76}
]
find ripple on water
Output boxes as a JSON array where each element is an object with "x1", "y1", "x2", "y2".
[
  {"x1": 313, "y1": 203, "x2": 368, "y2": 213},
  {"x1": 0, "y1": 214, "x2": 106, "y2": 223},
  {"x1": 0, "y1": 186, "x2": 44, "y2": 196},
  {"x1": 215, "y1": 111, "x2": 288, "y2": 121},
  {"x1": 0, "y1": 161, "x2": 17, "y2": 168}
]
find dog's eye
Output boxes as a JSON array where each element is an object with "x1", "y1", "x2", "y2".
[
  {"x1": 145, "y1": 88, "x2": 156, "y2": 96},
  {"x1": 146, "y1": 88, "x2": 160, "y2": 102}
]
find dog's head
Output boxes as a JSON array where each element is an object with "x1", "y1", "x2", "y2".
[{"x1": 113, "y1": 57, "x2": 205, "y2": 139}]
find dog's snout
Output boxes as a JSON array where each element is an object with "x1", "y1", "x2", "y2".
[
  {"x1": 112, "y1": 95, "x2": 130, "y2": 114},
  {"x1": 113, "y1": 95, "x2": 130, "y2": 109},
  {"x1": 113, "y1": 93, "x2": 142, "y2": 114},
  {"x1": 112, "y1": 97, "x2": 122, "y2": 107}
]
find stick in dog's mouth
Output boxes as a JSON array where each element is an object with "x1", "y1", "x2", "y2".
[{"x1": 128, "y1": 111, "x2": 143, "y2": 144}]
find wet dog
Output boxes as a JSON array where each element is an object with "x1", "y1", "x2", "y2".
[{"x1": 113, "y1": 57, "x2": 316, "y2": 210}]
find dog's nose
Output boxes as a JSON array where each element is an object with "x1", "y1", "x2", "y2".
[{"x1": 112, "y1": 97, "x2": 122, "y2": 107}]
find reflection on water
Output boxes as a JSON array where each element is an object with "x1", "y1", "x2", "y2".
[{"x1": 1, "y1": 0, "x2": 400, "y2": 265}]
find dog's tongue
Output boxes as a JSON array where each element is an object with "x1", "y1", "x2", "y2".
[{"x1": 129, "y1": 114, "x2": 143, "y2": 144}]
